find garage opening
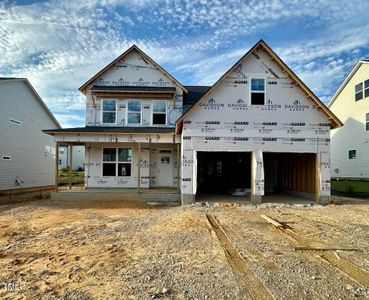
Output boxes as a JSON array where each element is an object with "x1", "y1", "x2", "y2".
[
  {"x1": 263, "y1": 152, "x2": 316, "y2": 199},
  {"x1": 197, "y1": 152, "x2": 251, "y2": 197}
]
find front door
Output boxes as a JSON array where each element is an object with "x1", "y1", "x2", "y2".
[{"x1": 158, "y1": 150, "x2": 173, "y2": 187}]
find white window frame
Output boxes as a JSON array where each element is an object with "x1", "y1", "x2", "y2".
[
  {"x1": 101, "y1": 99, "x2": 117, "y2": 125},
  {"x1": 249, "y1": 77, "x2": 266, "y2": 105},
  {"x1": 151, "y1": 100, "x2": 167, "y2": 126},
  {"x1": 102, "y1": 148, "x2": 133, "y2": 177},
  {"x1": 348, "y1": 149, "x2": 357, "y2": 160},
  {"x1": 127, "y1": 100, "x2": 142, "y2": 125}
]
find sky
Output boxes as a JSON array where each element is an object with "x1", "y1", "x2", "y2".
[{"x1": 1, "y1": 0, "x2": 369, "y2": 128}]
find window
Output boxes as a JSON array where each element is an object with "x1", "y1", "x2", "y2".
[
  {"x1": 365, "y1": 79, "x2": 369, "y2": 98},
  {"x1": 250, "y1": 78, "x2": 265, "y2": 105},
  {"x1": 102, "y1": 100, "x2": 117, "y2": 124},
  {"x1": 152, "y1": 100, "x2": 167, "y2": 125},
  {"x1": 102, "y1": 148, "x2": 132, "y2": 177},
  {"x1": 355, "y1": 83, "x2": 363, "y2": 101},
  {"x1": 366, "y1": 113, "x2": 369, "y2": 131},
  {"x1": 348, "y1": 150, "x2": 356, "y2": 160},
  {"x1": 127, "y1": 100, "x2": 141, "y2": 124}
]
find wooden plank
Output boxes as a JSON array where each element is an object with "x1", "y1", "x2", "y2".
[
  {"x1": 261, "y1": 214, "x2": 369, "y2": 287},
  {"x1": 260, "y1": 214, "x2": 284, "y2": 229},
  {"x1": 207, "y1": 214, "x2": 274, "y2": 300},
  {"x1": 295, "y1": 246, "x2": 361, "y2": 252}
]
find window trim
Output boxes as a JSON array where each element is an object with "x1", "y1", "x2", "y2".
[
  {"x1": 151, "y1": 100, "x2": 167, "y2": 126},
  {"x1": 249, "y1": 77, "x2": 266, "y2": 105},
  {"x1": 101, "y1": 99, "x2": 117, "y2": 125},
  {"x1": 366, "y1": 113, "x2": 369, "y2": 131},
  {"x1": 102, "y1": 147, "x2": 133, "y2": 177},
  {"x1": 347, "y1": 149, "x2": 357, "y2": 160},
  {"x1": 127, "y1": 100, "x2": 142, "y2": 125}
]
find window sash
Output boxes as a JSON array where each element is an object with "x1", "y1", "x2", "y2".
[
  {"x1": 127, "y1": 101, "x2": 142, "y2": 124},
  {"x1": 251, "y1": 79, "x2": 265, "y2": 92},
  {"x1": 153, "y1": 100, "x2": 167, "y2": 113},
  {"x1": 102, "y1": 100, "x2": 117, "y2": 123},
  {"x1": 102, "y1": 148, "x2": 132, "y2": 177}
]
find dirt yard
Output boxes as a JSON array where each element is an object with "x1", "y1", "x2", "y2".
[{"x1": 0, "y1": 196, "x2": 368, "y2": 300}]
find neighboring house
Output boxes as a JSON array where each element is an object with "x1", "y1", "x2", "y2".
[
  {"x1": 44, "y1": 40, "x2": 341, "y2": 204},
  {"x1": 58, "y1": 145, "x2": 85, "y2": 171},
  {"x1": 328, "y1": 60, "x2": 369, "y2": 179},
  {"x1": 0, "y1": 78, "x2": 61, "y2": 191}
]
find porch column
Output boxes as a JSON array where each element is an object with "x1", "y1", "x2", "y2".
[
  {"x1": 316, "y1": 151, "x2": 330, "y2": 205},
  {"x1": 177, "y1": 143, "x2": 180, "y2": 191},
  {"x1": 68, "y1": 144, "x2": 73, "y2": 190},
  {"x1": 137, "y1": 142, "x2": 141, "y2": 193},
  {"x1": 55, "y1": 142, "x2": 59, "y2": 192},
  {"x1": 180, "y1": 149, "x2": 196, "y2": 205},
  {"x1": 251, "y1": 150, "x2": 264, "y2": 204}
]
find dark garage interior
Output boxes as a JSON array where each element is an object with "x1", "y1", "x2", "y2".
[
  {"x1": 263, "y1": 152, "x2": 316, "y2": 197},
  {"x1": 197, "y1": 151, "x2": 251, "y2": 194}
]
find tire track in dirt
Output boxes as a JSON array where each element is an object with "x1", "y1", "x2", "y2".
[{"x1": 206, "y1": 214, "x2": 274, "y2": 300}]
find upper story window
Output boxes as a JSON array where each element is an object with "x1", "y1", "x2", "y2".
[
  {"x1": 355, "y1": 79, "x2": 369, "y2": 101},
  {"x1": 366, "y1": 113, "x2": 369, "y2": 131},
  {"x1": 102, "y1": 148, "x2": 132, "y2": 177},
  {"x1": 127, "y1": 100, "x2": 142, "y2": 124},
  {"x1": 355, "y1": 83, "x2": 363, "y2": 101},
  {"x1": 102, "y1": 100, "x2": 117, "y2": 124},
  {"x1": 152, "y1": 100, "x2": 167, "y2": 125},
  {"x1": 250, "y1": 78, "x2": 265, "y2": 105},
  {"x1": 365, "y1": 79, "x2": 369, "y2": 98},
  {"x1": 348, "y1": 150, "x2": 356, "y2": 160}
]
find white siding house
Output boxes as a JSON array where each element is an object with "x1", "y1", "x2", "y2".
[
  {"x1": 0, "y1": 78, "x2": 60, "y2": 190},
  {"x1": 45, "y1": 40, "x2": 341, "y2": 204},
  {"x1": 328, "y1": 60, "x2": 369, "y2": 179}
]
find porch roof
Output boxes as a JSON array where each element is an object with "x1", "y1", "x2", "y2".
[{"x1": 43, "y1": 126, "x2": 175, "y2": 135}]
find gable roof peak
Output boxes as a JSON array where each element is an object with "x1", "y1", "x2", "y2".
[
  {"x1": 175, "y1": 39, "x2": 342, "y2": 132},
  {"x1": 79, "y1": 44, "x2": 187, "y2": 94}
]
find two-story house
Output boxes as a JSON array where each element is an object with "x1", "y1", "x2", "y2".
[
  {"x1": 44, "y1": 40, "x2": 342, "y2": 204},
  {"x1": 0, "y1": 78, "x2": 60, "y2": 192},
  {"x1": 328, "y1": 60, "x2": 369, "y2": 179}
]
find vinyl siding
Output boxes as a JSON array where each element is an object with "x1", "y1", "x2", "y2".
[
  {"x1": 0, "y1": 80, "x2": 59, "y2": 190},
  {"x1": 330, "y1": 64, "x2": 369, "y2": 178}
]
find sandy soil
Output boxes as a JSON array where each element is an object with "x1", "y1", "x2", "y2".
[{"x1": 0, "y1": 197, "x2": 368, "y2": 299}]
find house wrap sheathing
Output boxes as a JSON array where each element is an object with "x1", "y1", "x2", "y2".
[{"x1": 44, "y1": 40, "x2": 341, "y2": 204}]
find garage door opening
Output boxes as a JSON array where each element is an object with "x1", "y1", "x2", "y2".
[
  {"x1": 197, "y1": 152, "x2": 251, "y2": 197},
  {"x1": 264, "y1": 152, "x2": 316, "y2": 200}
]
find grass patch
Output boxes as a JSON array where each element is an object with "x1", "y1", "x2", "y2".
[
  {"x1": 331, "y1": 180, "x2": 369, "y2": 198},
  {"x1": 58, "y1": 168, "x2": 84, "y2": 186}
]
